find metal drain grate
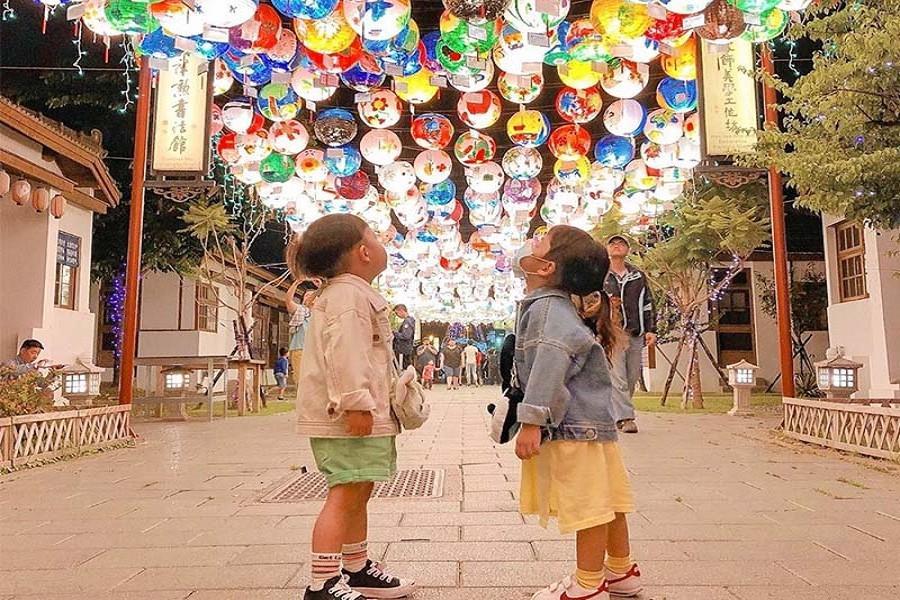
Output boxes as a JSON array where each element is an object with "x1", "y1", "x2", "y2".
[{"x1": 259, "y1": 469, "x2": 445, "y2": 502}]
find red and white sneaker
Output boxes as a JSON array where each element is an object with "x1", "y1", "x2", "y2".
[
  {"x1": 606, "y1": 564, "x2": 642, "y2": 597},
  {"x1": 530, "y1": 575, "x2": 610, "y2": 600}
]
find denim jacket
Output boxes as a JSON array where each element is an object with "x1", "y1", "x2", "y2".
[{"x1": 514, "y1": 287, "x2": 618, "y2": 443}]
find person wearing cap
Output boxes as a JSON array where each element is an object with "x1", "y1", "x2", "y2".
[{"x1": 604, "y1": 235, "x2": 657, "y2": 434}]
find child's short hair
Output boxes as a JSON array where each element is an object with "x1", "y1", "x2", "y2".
[
  {"x1": 287, "y1": 214, "x2": 368, "y2": 279},
  {"x1": 279, "y1": 347, "x2": 288, "y2": 356},
  {"x1": 544, "y1": 225, "x2": 610, "y2": 296}
]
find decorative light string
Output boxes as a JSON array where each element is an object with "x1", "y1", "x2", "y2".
[
  {"x1": 71, "y1": 21, "x2": 86, "y2": 76},
  {"x1": 1, "y1": 0, "x2": 15, "y2": 21},
  {"x1": 106, "y1": 270, "x2": 127, "y2": 361},
  {"x1": 118, "y1": 38, "x2": 135, "y2": 113}
]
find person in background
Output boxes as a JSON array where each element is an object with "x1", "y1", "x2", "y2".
[
  {"x1": 3, "y1": 339, "x2": 62, "y2": 377},
  {"x1": 603, "y1": 235, "x2": 657, "y2": 434},
  {"x1": 415, "y1": 341, "x2": 438, "y2": 379},
  {"x1": 274, "y1": 347, "x2": 290, "y2": 401},
  {"x1": 422, "y1": 360, "x2": 435, "y2": 390},
  {"x1": 441, "y1": 338, "x2": 463, "y2": 390},
  {"x1": 463, "y1": 342, "x2": 480, "y2": 387},
  {"x1": 392, "y1": 304, "x2": 416, "y2": 369},
  {"x1": 286, "y1": 280, "x2": 318, "y2": 387}
]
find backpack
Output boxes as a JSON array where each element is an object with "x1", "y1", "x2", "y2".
[
  {"x1": 487, "y1": 334, "x2": 523, "y2": 444},
  {"x1": 390, "y1": 361, "x2": 430, "y2": 430}
]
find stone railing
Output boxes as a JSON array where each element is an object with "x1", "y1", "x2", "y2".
[
  {"x1": 783, "y1": 397, "x2": 900, "y2": 460},
  {"x1": 0, "y1": 405, "x2": 132, "y2": 470}
]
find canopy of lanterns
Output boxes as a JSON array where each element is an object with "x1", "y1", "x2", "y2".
[{"x1": 45, "y1": 0, "x2": 810, "y2": 321}]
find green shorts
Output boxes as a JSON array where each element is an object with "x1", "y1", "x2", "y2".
[{"x1": 310, "y1": 436, "x2": 397, "y2": 488}]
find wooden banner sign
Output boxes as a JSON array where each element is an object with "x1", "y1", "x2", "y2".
[{"x1": 699, "y1": 39, "x2": 759, "y2": 157}]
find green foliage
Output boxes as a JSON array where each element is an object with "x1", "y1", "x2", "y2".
[
  {"x1": 738, "y1": 0, "x2": 900, "y2": 228},
  {"x1": 755, "y1": 265, "x2": 829, "y2": 337},
  {"x1": 0, "y1": 366, "x2": 60, "y2": 417},
  {"x1": 182, "y1": 199, "x2": 238, "y2": 244}
]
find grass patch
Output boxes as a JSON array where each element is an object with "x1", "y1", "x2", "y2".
[
  {"x1": 186, "y1": 399, "x2": 295, "y2": 419},
  {"x1": 633, "y1": 392, "x2": 784, "y2": 414}
]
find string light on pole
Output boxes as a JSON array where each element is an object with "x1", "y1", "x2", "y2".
[
  {"x1": 1, "y1": 0, "x2": 15, "y2": 21},
  {"x1": 119, "y1": 39, "x2": 135, "y2": 113},
  {"x1": 71, "y1": 21, "x2": 86, "y2": 76}
]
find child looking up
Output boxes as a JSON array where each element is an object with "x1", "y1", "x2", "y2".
[
  {"x1": 514, "y1": 225, "x2": 641, "y2": 600},
  {"x1": 289, "y1": 214, "x2": 415, "y2": 600}
]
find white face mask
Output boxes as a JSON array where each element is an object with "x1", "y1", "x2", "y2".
[{"x1": 513, "y1": 239, "x2": 552, "y2": 279}]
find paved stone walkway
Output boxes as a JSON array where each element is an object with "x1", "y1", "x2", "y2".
[{"x1": 2, "y1": 387, "x2": 900, "y2": 600}]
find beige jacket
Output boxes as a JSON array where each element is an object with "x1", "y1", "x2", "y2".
[{"x1": 296, "y1": 274, "x2": 400, "y2": 438}]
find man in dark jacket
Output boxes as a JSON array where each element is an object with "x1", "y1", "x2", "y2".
[
  {"x1": 393, "y1": 304, "x2": 416, "y2": 369},
  {"x1": 604, "y1": 235, "x2": 657, "y2": 433}
]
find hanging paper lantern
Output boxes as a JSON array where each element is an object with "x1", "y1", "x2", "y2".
[
  {"x1": 420, "y1": 179, "x2": 456, "y2": 205},
  {"x1": 684, "y1": 113, "x2": 700, "y2": 142},
  {"x1": 256, "y1": 83, "x2": 301, "y2": 122},
  {"x1": 659, "y1": 0, "x2": 715, "y2": 15},
  {"x1": 324, "y1": 145, "x2": 363, "y2": 176},
  {"x1": 454, "y1": 131, "x2": 497, "y2": 165},
  {"x1": 603, "y1": 99, "x2": 647, "y2": 137},
  {"x1": 11, "y1": 179, "x2": 31, "y2": 206},
  {"x1": 222, "y1": 49, "x2": 273, "y2": 86},
  {"x1": 778, "y1": 0, "x2": 812, "y2": 9},
  {"x1": 344, "y1": 0, "x2": 411, "y2": 41},
  {"x1": 440, "y1": 11, "x2": 500, "y2": 54},
  {"x1": 395, "y1": 69, "x2": 439, "y2": 105},
  {"x1": 732, "y1": 0, "x2": 780, "y2": 13},
  {"x1": 341, "y1": 55, "x2": 386, "y2": 91},
  {"x1": 295, "y1": 149, "x2": 329, "y2": 182},
  {"x1": 50, "y1": 194, "x2": 67, "y2": 219},
  {"x1": 268, "y1": 121, "x2": 310, "y2": 155},
  {"x1": 359, "y1": 89, "x2": 403, "y2": 129},
  {"x1": 445, "y1": 0, "x2": 511, "y2": 20},
  {"x1": 222, "y1": 97, "x2": 256, "y2": 133},
  {"x1": 600, "y1": 60, "x2": 649, "y2": 98},
  {"x1": 260, "y1": 152, "x2": 296, "y2": 183},
  {"x1": 661, "y1": 38, "x2": 697, "y2": 80},
  {"x1": 549, "y1": 125, "x2": 592, "y2": 161},
  {"x1": 196, "y1": 0, "x2": 258, "y2": 28},
  {"x1": 640, "y1": 141, "x2": 677, "y2": 170},
  {"x1": 229, "y1": 4, "x2": 281, "y2": 53},
  {"x1": 305, "y1": 38, "x2": 363, "y2": 73},
  {"x1": 236, "y1": 130, "x2": 272, "y2": 161},
  {"x1": 594, "y1": 135, "x2": 635, "y2": 168},
  {"x1": 83, "y1": 0, "x2": 122, "y2": 37},
  {"x1": 450, "y1": 61, "x2": 495, "y2": 93},
  {"x1": 617, "y1": 36, "x2": 660, "y2": 64},
  {"x1": 105, "y1": 0, "x2": 158, "y2": 35},
  {"x1": 674, "y1": 137, "x2": 701, "y2": 169},
  {"x1": 139, "y1": 28, "x2": 180, "y2": 59},
  {"x1": 498, "y1": 71, "x2": 543, "y2": 104},
  {"x1": 295, "y1": 10, "x2": 357, "y2": 54},
  {"x1": 457, "y1": 91, "x2": 503, "y2": 130},
  {"x1": 361, "y1": 129, "x2": 402, "y2": 165},
  {"x1": 414, "y1": 150, "x2": 454, "y2": 184},
  {"x1": 502, "y1": 146, "x2": 543, "y2": 180},
  {"x1": 507, "y1": 110, "x2": 551, "y2": 147},
  {"x1": 467, "y1": 162, "x2": 505, "y2": 194},
  {"x1": 193, "y1": 36, "x2": 231, "y2": 61},
  {"x1": 150, "y1": 0, "x2": 204, "y2": 37},
  {"x1": 555, "y1": 86, "x2": 603, "y2": 124},
  {"x1": 567, "y1": 20, "x2": 613, "y2": 64},
  {"x1": 502, "y1": 177, "x2": 541, "y2": 205},
  {"x1": 31, "y1": 187, "x2": 50, "y2": 213},
  {"x1": 589, "y1": 0, "x2": 650, "y2": 44},
  {"x1": 438, "y1": 38, "x2": 474, "y2": 75},
  {"x1": 554, "y1": 157, "x2": 591, "y2": 186},
  {"x1": 544, "y1": 21, "x2": 572, "y2": 66},
  {"x1": 411, "y1": 114, "x2": 455, "y2": 150},
  {"x1": 421, "y1": 31, "x2": 445, "y2": 73},
  {"x1": 273, "y1": 0, "x2": 339, "y2": 19},
  {"x1": 624, "y1": 160, "x2": 657, "y2": 191},
  {"x1": 656, "y1": 78, "x2": 698, "y2": 113},
  {"x1": 291, "y1": 68, "x2": 338, "y2": 102},
  {"x1": 498, "y1": 24, "x2": 550, "y2": 67},
  {"x1": 380, "y1": 161, "x2": 417, "y2": 193},
  {"x1": 742, "y1": 9, "x2": 788, "y2": 43},
  {"x1": 558, "y1": 59, "x2": 601, "y2": 90},
  {"x1": 0, "y1": 170, "x2": 9, "y2": 197},
  {"x1": 698, "y1": 0, "x2": 746, "y2": 43},
  {"x1": 589, "y1": 163, "x2": 625, "y2": 193},
  {"x1": 314, "y1": 108, "x2": 358, "y2": 147},
  {"x1": 644, "y1": 12, "x2": 685, "y2": 43},
  {"x1": 643, "y1": 109, "x2": 684, "y2": 145},
  {"x1": 505, "y1": 0, "x2": 570, "y2": 33},
  {"x1": 336, "y1": 170, "x2": 371, "y2": 200},
  {"x1": 213, "y1": 59, "x2": 233, "y2": 90},
  {"x1": 218, "y1": 133, "x2": 241, "y2": 164}
]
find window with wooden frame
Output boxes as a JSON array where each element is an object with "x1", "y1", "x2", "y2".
[
  {"x1": 835, "y1": 222, "x2": 867, "y2": 302},
  {"x1": 55, "y1": 232, "x2": 80, "y2": 309},
  {"x1": 195, "y1": 282, "x2": 218, "y2": 332}
]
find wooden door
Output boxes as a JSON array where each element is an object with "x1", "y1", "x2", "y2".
[{"x1": 712, "y1": 269, "x2": 757, "y2": 367}]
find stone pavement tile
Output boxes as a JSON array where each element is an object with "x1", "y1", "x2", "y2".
[
  {"x1": 186, "y1": 591, "x2": 296, "y2": 600},
  {"x1": 461, "y1": 491, "x2": 517, "y2": 512},
  {"x1": 463, "y1": 474, "x2": 516, "y2": 491},
  {"x1": 639, "y1": 560, "x2": 807, "y2": 586},
  {"x1": 367, "y1": 526, "x2": 460, "y2": 542},
  {"x1": 639, "y1": 586, "x2": 738, "y2": 600},
  {"x1": 80, "y1": 546, "x2": 247, "y2": 568},
  {"x1": 676, "y1": 540, "x2": 835, "y2": 561},
  {"x1": 0, "y1": 533, "x2": 81, "y2": 548},
  {"x1": 0, "y1": 568, "x2": 143, "y2": 595},
  {"x1": 286, "y1": 561, "x2": 459, "y2": 588},
  {"x1": 115, "y1": 564, "x2": 299, "y2": 591},
  {"x1": 367, "y1": 500, "x2": 461, "y2": 514},
  {"x1": 8, "y1": 593, "x2": 191, "y2": 600},
  {"x1": 461, "y1": 463, "x2": 503, "y2": 475},
  {"x1": 232, "y1": 504, "x2": 330, "y2": 517},
  {"x1": 0, "y1": 548, "x2": 105, "y2": 570},
  {"x1": 461, "y1": 524, "x2": 571, "y2": 541},
  {"x1": 57, "y1": 530, "x2": 204, "y2": 549},
  {"x1": 150, "y1": 516, "x2": 286, "y2": 533},
  {"x1": 728, "y1": 585, "x2": 900, "y2": 600},
  {"x1": 10, "y1": 518, "x2": 170, "y2": 535},
  {"x1": 777, "y1": 559, "x2": 900, "y2": 585},
  {"x1": 279, "y1": 513, "x2": 401, "y2": 528},
  {"x1": 384, "y1": 541, "x2": 534, "y2": 562},
  {"x1": 636, "y1": 508, "x2": 772, "y2": 525},
  {"x1": 532, "y1": 540, "x2": 689, "y2": 561},
  {"x1": 400, "y1": 511, "x2": 524, "y2": 526},
  {"x1": 411, "y1": 587, "x2": 532, "y2": 600},
  {"x1": 461, "y1": 561, "x2": 571, "y2": 586}
]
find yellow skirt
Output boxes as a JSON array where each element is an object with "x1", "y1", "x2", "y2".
[{"x1": 520, "y1": 440, "x2": 635, "y2": 534}]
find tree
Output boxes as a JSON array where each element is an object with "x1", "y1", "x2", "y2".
[
  {"x1": 738, "y1": 0, "x2": 900, "y2": 228},
  {"x1": 601, "y1": 182, "x2": 770, "y2": 408}
]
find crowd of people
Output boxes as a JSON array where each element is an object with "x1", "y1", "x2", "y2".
[{"x1": 284, "y1": 213, "x2": 655, "y2": 600}]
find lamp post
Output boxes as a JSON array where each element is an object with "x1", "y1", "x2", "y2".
[
  {"x1": 727, "y1": 359, "x2": 759, "y2": 416},
  {"x1": 815, "y1": 349, "x2": 863, "y2": 400}
]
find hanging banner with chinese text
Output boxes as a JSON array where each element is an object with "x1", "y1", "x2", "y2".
[
  {"x1": 699, "y1": 39, "x2": 758, "y2": 157},
  {"x1": 151, "y1": 53, "x2": 211, "y2": 174}
]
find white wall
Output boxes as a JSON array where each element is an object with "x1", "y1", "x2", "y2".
[{"x1": 822, "y1": 216, "x2": 900, "y2": 398}]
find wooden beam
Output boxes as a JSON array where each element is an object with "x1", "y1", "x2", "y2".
[{"x1": 0, "y1": 151, "x2": 107, "y2": 214}]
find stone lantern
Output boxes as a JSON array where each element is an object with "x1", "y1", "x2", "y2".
[
  {"x1": 162, "y1": 366, "x2": 192, "y2": 397},
  {"x1": 815, "y1": 348, "x2": 863, "y2": 400},
  {"x1": 726, "y1": 359, "x2": 758, "y2": 415},
  {"x1": 61, "y1": 358, "x2": 104, "y2": 407}
]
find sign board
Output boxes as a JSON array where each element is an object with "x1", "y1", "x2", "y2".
[
  {"x1": 151, "y1": 53, "x2": 212, "y2": 174},
  {"x1": 699, "y1": 39, "x2": 758, "y2": 157}
]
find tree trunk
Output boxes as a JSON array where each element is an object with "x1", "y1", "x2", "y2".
[
  {"x1": 680, "y1": 335, "x2": 704, "y2": 409},
  {"x1": 660, "y1": 336, "x2": 686, "y2": 406}
]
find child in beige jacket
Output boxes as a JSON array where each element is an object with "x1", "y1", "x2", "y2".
[{"x1": 290, "y1": 214, "x2": 414, "y2": 600}]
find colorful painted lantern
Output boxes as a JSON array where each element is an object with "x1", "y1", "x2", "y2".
[
  {"x1": 360, "y1": 129, "x2": 402, "y2": 165},
  {"x1": 314, "y1": 108, "x2": 358, "y2": 147},
  {"x1": 502, "y1": 146, "x2": 543, "y2": 180},
  {"x1": 359, "y1": 88, "x2": 403, "y2": 129},
  {"x1": 548, "y1": 125, "x2": 592, "y2": 161},
  {"x1": 457, "y1": 91, "x2": 503, "y2": 130},
  {"x1": 555, "y1": 86, "x2": 603, "y2": 124},
  {"x1": 411, "y1": 114, "x2": 455, "y2": 150},
  {"x1": 454, "y1": 131, "x2": 497, "y2": 165},
  {"x1": 603, "y1": 99, "x2": 647, "y2": 137},
  {"x1": 498, "y1": 71, "x2": 543, "y2": 104},
  {"x1": 507, "y1": 110, "x2": 551, "y2": 147},
  {"x1": 594, "y1": 135, "x2": 635, "y2": 168},
  {"x1": 414, "y1": 150, "x2": 453, "y2": 184}
]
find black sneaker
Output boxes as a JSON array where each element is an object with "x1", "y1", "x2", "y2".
[
  {"x1": 304, "y1": 575, "x2": 366, "y2": 600},
  {"x1": 342, "y1": 560, "x2": 416, "y2": 599}
]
